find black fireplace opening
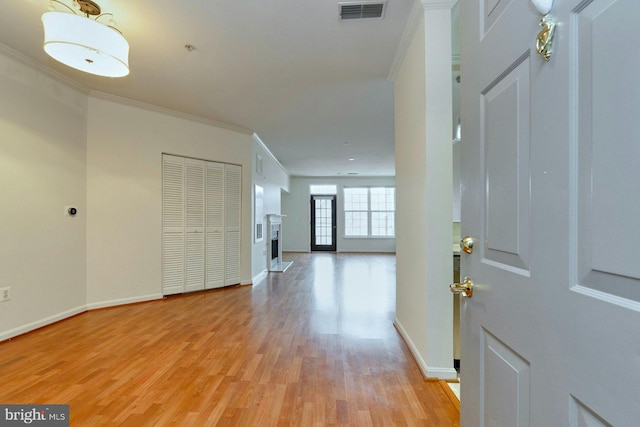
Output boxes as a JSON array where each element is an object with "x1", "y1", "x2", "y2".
[{"x1": 271, "y1": 236, "x2": 278, "y2": 261}]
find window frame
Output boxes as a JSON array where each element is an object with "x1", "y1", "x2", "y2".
[{"x1": 343, "y1": 186, "x2": 395, "y2": 238}]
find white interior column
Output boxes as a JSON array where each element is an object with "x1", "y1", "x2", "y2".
[
  {"x1": 423, "y1": 0, "x2": 456, "y2": 378},
  {"x1": 393, "y1": 0, "x2": 456, "y2": 379}
]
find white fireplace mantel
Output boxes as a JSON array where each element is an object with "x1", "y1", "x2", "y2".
[
  {"x1": 266, "y1": 213, "x2": 283, "y2": 223},
  {"x1": 266, "y1": 214, "x2": 292, "y2": 272}
]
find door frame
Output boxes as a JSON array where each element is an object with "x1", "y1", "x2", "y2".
[{"x1": 310, "y1": 195, "x2": 337, "y2": 251}]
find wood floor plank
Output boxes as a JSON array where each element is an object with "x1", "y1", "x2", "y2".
[{"x1": 0, "y1": 253, "x2": 459, "y2": 426}]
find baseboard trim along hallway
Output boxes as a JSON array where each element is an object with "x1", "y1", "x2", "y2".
[{"x1": 0, "y1": 252, "x2": 459, "y2": 426}]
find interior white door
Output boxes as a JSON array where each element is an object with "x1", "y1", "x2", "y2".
[
  {"x1": 224, "y1": 164, "x2": 241, "y2": 285},
  {"x1": 184, "y1": 158, "x2": 205, "y2": 292},
  {"x1": 163, "y1": 156, "x2": 241, "y2": 294},
  {"x1": 459, "y1": 0, "x2": 640, "y2": 425},
  {"x1": 162, "y1": 154, "x2": 185, "y2": 295},
  {"x1": 206, "y1": 161, "x2": 225, "y2": 289}
]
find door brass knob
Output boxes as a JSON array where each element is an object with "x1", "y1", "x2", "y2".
[
  {"x1": 450, "y1": 277, "x2": 474, "y2": 298},
  {"x1": 461, "y1": 236, "x2": 476, "y2": 254}
]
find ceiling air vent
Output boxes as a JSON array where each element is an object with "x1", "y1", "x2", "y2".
[{"x1": 339, "y1": 2, "x2": 386, "y2": 20}]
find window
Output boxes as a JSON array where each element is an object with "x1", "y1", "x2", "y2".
[
  {"x1": 310, "y1": 184, "x2": 337, "y2": 195},
  {"x1": 344, "y1": 187, "x2": 395, "y2": 237},
  {"x1": 370, "y1": 188, "x2": 395, "y2": 237},
  {"x1": 344, "y1": 188, "x2": 368, "y2": 236}
]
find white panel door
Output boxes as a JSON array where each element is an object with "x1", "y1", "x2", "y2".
[
  {"x1": 162, "y1": 155, "x2": 185, "y2": 295},
  {"x1": 460, "y1": 0, "x2": 640, "y2": 425},
  {"x1": 184, "y1": 158, "x2": 205, "y2": 292},
  {"x1": 224, "y1": 164, "x2": 241, "y2": 285},
  {"x1": 206, "y1": 161, "x2": 225, "y2": 289}
]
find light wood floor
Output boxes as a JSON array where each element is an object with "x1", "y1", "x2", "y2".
[{"x1": 0, "y1": 253, "x2": 459, "y2": 426}]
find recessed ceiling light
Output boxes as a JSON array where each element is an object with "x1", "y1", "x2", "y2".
[{"x1": 348, "y1": 157, "x2": 355, "y2": 161}]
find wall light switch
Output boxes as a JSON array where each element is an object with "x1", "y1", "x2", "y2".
[{"x1": 0, "y1": 286, "x2": 10, "y2": 302}]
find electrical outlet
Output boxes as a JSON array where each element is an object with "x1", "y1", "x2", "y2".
[{"x1": 0, "y1": 286, "x2": 10, "y2": 302}]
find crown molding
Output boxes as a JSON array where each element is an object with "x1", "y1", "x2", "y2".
[
  {"x1": 0, "y1": 43, "x2": 252, "y2": 136},
  {"x1": 387, "y1": 0, "x2": 425, "y2": 82},
  {"x1": 89, "y1": 90, "x2": 253, "y2": 135},
  {"x1": 252, "y1": 133, "x2": 290, "y2": 178},
  {"x1": 387, "y1": 0, "x2": 458, "y2": 81},
  {"x1": 0, "y1": 42, "x2": 90, "y2": 95}
]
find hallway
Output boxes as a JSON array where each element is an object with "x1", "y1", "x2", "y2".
[{"x1": 0, "y1": 253, "x2": 459, "y2": 426}]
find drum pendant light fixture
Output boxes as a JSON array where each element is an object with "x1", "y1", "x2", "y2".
[{"x1": 42, "y1": 0, "x2": 129, "y2": 78}]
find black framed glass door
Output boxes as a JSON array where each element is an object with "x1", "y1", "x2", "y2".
[{"x1": 310, "y1": 195, "x2": 336, "y2": 251}]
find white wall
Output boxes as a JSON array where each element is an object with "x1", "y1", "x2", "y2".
[
  {"x1": 85, "y1": 95, "x2": 254, "y2": 307},
  {"x1": 393, "y1": 0, "x2": 456, "y2": 379},
  {"x1": 282, "y1": 176, "x2": 396, "y2": 253},
  {"x1": 0, "y1": 47, "x2": 88, "y2": 340},
  {"x1": 251, "y1": 135, "x2": 290, "y2": 281},
  {"x1": 0, "y1": 43, "x2": 272, "y2": 339}
]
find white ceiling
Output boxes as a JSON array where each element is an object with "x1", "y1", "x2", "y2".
[{"x1": 0, "y1": 0, "x2": 416, "y2": 177}]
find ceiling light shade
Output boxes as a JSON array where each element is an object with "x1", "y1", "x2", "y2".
[{"x1": 42, "y1": 11, "x2": 129, "y2": 77}]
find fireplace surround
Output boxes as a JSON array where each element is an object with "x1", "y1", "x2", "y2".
[{"x1": 266, "y1": 214, "x2": 292, "y2": 272}]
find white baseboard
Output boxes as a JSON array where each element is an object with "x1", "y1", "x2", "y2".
[
  {"x1": 425, "y1": 366, "x2": 458, "y2": 379},
  {"x1": 394, "y1": 317, "x2": 429, "y2": 377},
  {"x1": 0, "y1": 305, "x2": 87, "y2": 342},
  {"x1": 86, "y1": 293, "x2": 163, "y2": 310},
  {"x1": 252, "y1": 270, "x2": 268, "y2": 285},
  {"x1": 394, "y1": 317, "x2": 458, "y2": 380},
  {"x1": 0, "y1": 293, "x2": 181, "y2": 343}
]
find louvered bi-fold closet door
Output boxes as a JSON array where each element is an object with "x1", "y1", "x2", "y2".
[
  {"x1": 184, "y1": 158, "x2": 205, "y2": 292},
  {"x1": 224, "y1": 164, "x2": 241, "y2": 285},
  {"x1": 205, "y1": 162, "x2": 225, "y2": 289},
  {"x1": 163, "y1": 155, "x2": 241, "y2": 295},
  {"x1": 162, "y1": 155, "x2": 185, "y2": 295}
]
